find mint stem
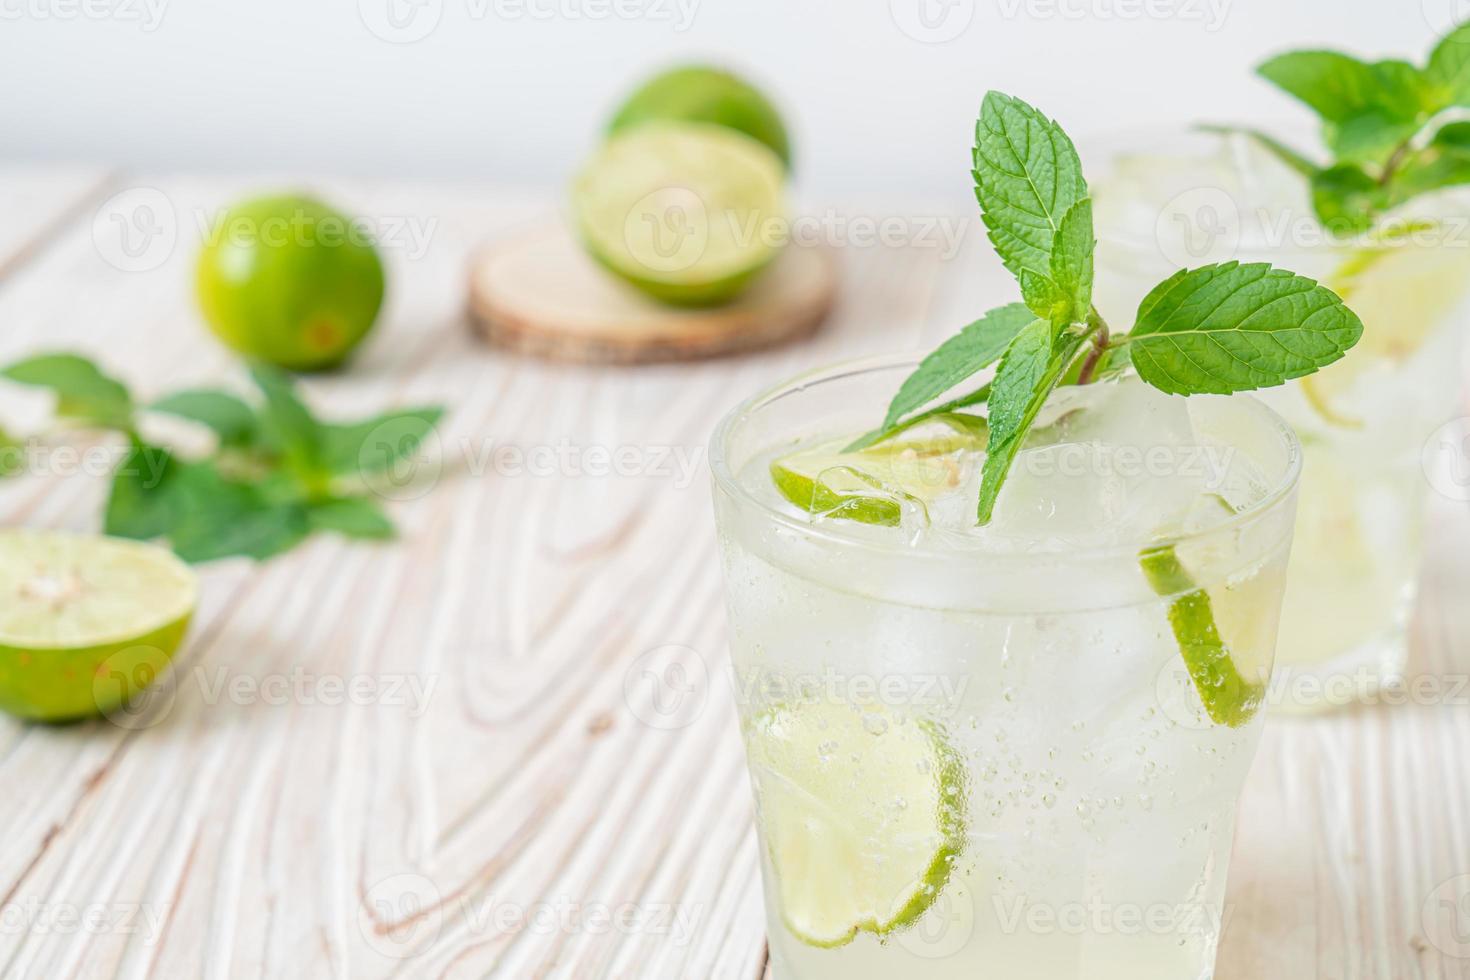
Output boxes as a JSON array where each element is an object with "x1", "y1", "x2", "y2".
[{"x1": 1074, "y1": 311, "x2": 1111, "y2": 385}]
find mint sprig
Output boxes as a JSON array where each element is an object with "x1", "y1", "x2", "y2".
[
  {"x1": 973, "y1": 93, "x2": 1088, "y2": 282},
  {"x1": 0, "y1": 353, "x2": 444, "y2": 563},
  {"x1": 862, "y1": 91, "x2": 1362, "y2": 525},
  {"x1": 1219, "y1": 21, "x2": 1470, "y2": 231}
]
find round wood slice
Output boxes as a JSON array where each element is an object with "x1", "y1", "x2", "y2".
[{"x1": 468, "y1": 223, "x2": 837, "y2": 364}]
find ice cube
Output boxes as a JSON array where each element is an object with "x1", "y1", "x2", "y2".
[{"x1": 979, "y1": 379, "x2": 1210, "y2": 551}]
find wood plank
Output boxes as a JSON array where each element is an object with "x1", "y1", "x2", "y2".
[{"x1": 0, "y1": 166, "x2": 112, "y2": 281}]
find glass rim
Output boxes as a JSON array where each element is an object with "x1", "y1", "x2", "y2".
[
  {"x1": 709, "y1": 352, "x2": 1304, "y2": 567},
  {"x1": 1086, "y1": 124, "x2": 1470, "y2": 257}
]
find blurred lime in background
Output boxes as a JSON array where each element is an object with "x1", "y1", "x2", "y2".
[
  {"x1": 573, "y1": 123, "x2": 787, "y2": 307},
  {"x1": 196, "y1": 195, "x2": 385, "y2": 371},
  {"x1": 609, "y1": 65, "x2": 792, "y2": 170}
]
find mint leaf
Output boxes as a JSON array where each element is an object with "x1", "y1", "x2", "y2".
[
  {"x1": 1310, "y1": 164, "x2": 1383, "y2": 234},
  {"x1": 1326, "y1": 109, "x2": 1421, "y2": 167},
  {"x1": 151, "y1": 390, "x2": 257, "y2": 446},
  {"x1": 164, "y1": 460, "x2": 310, "y2": 563},
  {"x1": 1126, "y1": 262, "x2": 1364, "y2": 395},
  {"x1": 308, "y1": 496, "x2": 396, "y2": 539},
  {"x1": 1384, "y1": 124, "x2": 1470, "y2": 205},
  {"x1": 1428, "y1": 21, "x2": 1470, "y2": 103},
  {"x1": 1258, "y1": 53, "x2": 1430, "y2": 169},
  {"x1": 976, "y1": 318, "x2": 1078, "y2": 524},
  {"x1": 1050, "y1": 198, "x2": 1094, "y2": 322},
  {"x1": 857, "y1": 302, "x2": 1034, "y2": 446},
  {"x1": 249, "y1": 364, "x2": 325, "y2": 479},
  {"x1": 105, "y1": 441, "x2": 184, "y2": 540},
  {"x1": 1019, "y1": 269, "x2": 1065, "y2": 320},
  {"x1": 321, "y1": 407, "x2": 444, "y2": 477},
  {"x1": 2, "y1": 353, "x2": 133, "y2": 430},
  {"x1": 973, "y1": 92, "x2": 1088, "y2": 282},
  {"x1": 1258, "y1": 52, "x2": 1426, "y2": 125}
]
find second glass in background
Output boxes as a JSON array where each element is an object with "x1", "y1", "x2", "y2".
[{"x1": 1091, "y1": 131, "x2": 1470, "y2": 713}]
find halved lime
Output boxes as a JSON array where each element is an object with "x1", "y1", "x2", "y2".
[
  {"x1": 608, "y1": 65, "x2": 792, "y2": 169},
  {"x1": 745, "y1": 702, "x2": 967, "y2": 947},
  {"x1": 770, "y1": 420, "x2": 987, "y2": 526},
  {"x1": 572, "y1": 122, "x2": 787, "y2": 307},
  {"x1": 0, "y1": 530, "x2": 197, "y2": 721}
]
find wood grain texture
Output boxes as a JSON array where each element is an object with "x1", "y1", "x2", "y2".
[{"x1": 0, "y1": 178, "x2": 1466, "y2": 980}]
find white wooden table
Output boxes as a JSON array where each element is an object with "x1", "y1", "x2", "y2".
[{"x1": 0, "y1": 169, "x2": 1467, "y2": 980}]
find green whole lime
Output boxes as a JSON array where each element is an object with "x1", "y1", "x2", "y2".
[
  {"x1": 609, "y1": 65, "x2": 792, "y2": 170},
  {"x1": 196, "y1": 195, "x2": 386, "y2": 371}
]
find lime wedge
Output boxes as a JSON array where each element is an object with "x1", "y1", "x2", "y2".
[
  {"x1": 745, "y1": 702, "x2": 967, "y2": 948},
  {"x1": 1139, "y1": 544, "x2": 1268, "y2": 727},
  {"x1": 770, "y1": 420, "x2": 987, "y2": 526},
  {"x1": 572, "y1": 122, "x2": 786, "y2": 307},
  {"x1": 0, "y1": 530, "x2": 197, "y2": 721}
]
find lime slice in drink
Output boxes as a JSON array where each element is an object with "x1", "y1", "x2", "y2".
[
  {"x1": 0, "y1": 530, "x2": 197, "y2": 721},
  {"x1": 1139, "y1": 543, "x2": 1268, "y2": 727},
  {"x1": 1300, "y1": 236, "x2": 1470, "y2": 426},
  {"x1": 745, "y1": 702, "x2": 967, "y2": 948},
  {"x1": 770, "y1": 420, "x2": 987, "y2": 526},
  {"x1": 572, "y1": 122, "x2": 787, "y2": 307},
  {"x1": 608, "y1": 65, "x2": 792, "y2": 169}
]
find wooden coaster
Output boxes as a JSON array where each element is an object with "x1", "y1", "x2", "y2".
[{"x1": 467, "y1": 223, "x2": 837, "y2": 364}]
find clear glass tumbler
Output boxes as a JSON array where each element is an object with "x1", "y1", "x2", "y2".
[
  {"x1": 1091, "y1": 130, "x2": 1470, "y2": 712},
  {"x1": 710, "y1": 355, "x2": 1303, "y2": 980}
]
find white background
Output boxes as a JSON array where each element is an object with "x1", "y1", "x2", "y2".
[{"x1": 0, "y1": 0, "x2": 1459, "y2": 204}]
